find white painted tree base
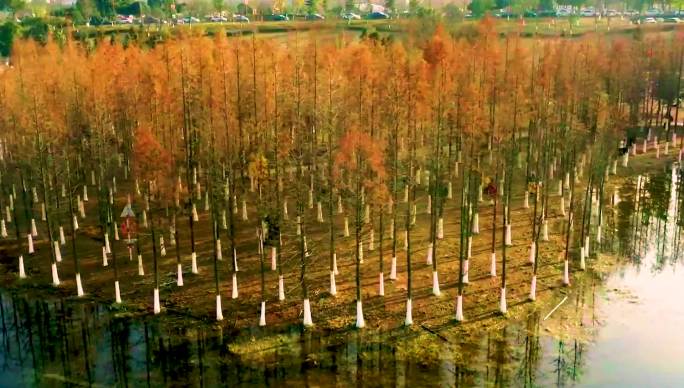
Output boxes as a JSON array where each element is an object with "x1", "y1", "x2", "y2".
[
  {"x1": 524, "y1": 191, "x2": 529, "y2": 209},
  {"x1": 303, "y1": 299, "x2": 313, "y2": 327},
  {"x1": 499, "y1": 288, "x2": 507, "y2": 314},
  {"x1": 585, "y1": 236, "x2": 590, "y2": 257},
  {"x1": 232, "y1": 273, "x2": 239, "y2": 299},
  {"x1": 278, "y1": 275, "x2": 285, "y2": 301},
  {"x1": 153, "y1": 288, "x2": 160, "y2": 314},
  {"x1": 432, "y1": 271, "x2": 440, "y2": 296},
  {"x1": 216, "y1": 239, "x2": 222, "y2": 261},
  {"x1": 542, "y1": 220, "x2": 549, "y2": 241},
  {"x1": 76, "y1": 273, "x2": 84, "y2": 297},
  {"x1": 580, "y1": 247, "x2": 586, "y2": 270},
  {"x1": 28, "y1": 234, "x2": 34, "y2": 254},
  {"x1": 102, "y1": 247, "x2": 109, "y2": 267},
  {"x1": 191, "y1": 252, "x2": 198, "y2": 274},
  {"x1": 333, "y1": 253, "x2": 339, "y2": 275},
  {"x1": 463, "y1": 260, "x2": 470, "y2": 284},
  {"x1": 563, "y1": 260, "x2": 570, "y2": 285},
  {"x1": 1, "y1": 220, "x2": 6, "y2": 238},
  {"x1": 505, "y1": 224, "x2": 512, "y2": 246},
  {"x1": 233, "y1": 249, "x2": 239, "y2": 272},
  {"x1": 271, "y1": 247, "x2": 277, "y2": 270},
  {"x1": 356, "y1": 301, "x2": 365, "y2": 328},
  {"x1": 115, "y1": 280, "x2": 122, "y2": 304},
  {"x1": 455, "y1": 295, "x2": 464, "y2": 321},
  {"x1": 54, "y1": 241, "x2": 62, "y2": 262},
  {"x1": 529, "y1": 275, "x2": 537, "y2": 301},
  {"x1": 18, "y1": 255, "x2": 26, "y2": 278},
  {"x1": 405, "y1": 298, "x2": 413, "y2": 326},
  {"x1": 330, "y1": 271, "x2": 337, "y2": 296},
  {"x1": 59, "y1": 226, "x2": 66, "y2": 245},
  {"x1": 216, "y1": 295, "x2": 223, "y2": 321},
  {"x1": 472, "y1": 213, "x2": 480, "y2": 234},
  {"x1": 389, "y1": 256, "x2": 397, "y2": 280},
  {"x1": 490, "y1": 252, "x2": 497, "y2": 277},
  {"x1": 137, "y1": 255, "x2": 144, "y2": 276},
  {"x1": 426, "y1": 243, "x2": 433, "y2": 265},
  {"x1": 378, "y1": 272, "x2": 385, "y2": 296},
  {"x1": 559, "y1": 195, "x2": 567, "y2": 216},
  {"x1": 51, "y1": 262, "x2": 60, "y2": 286},
  {"x1": 31, "y1": 219, "x2": 37, "y2": 237},
  {"x1": 529, "y1": 241, "x2": 536, "y2": 264},
  {"x1": 177, "y1": 263, "x2": 184, "y2": 286},
  {"x1": 259, "y1": 301, "x2": 266, "y2": 326}
]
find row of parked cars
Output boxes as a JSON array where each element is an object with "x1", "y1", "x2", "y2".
[
  {"x1": 635, "y1": 16, "x2": 684, "y2": 24},
  {"x1": 88, "y1": 14, "x2": 251, "y2": 26},
  {"x1": 88, "y1": 11, "x2": 392, "y2": 26},
  {"x1": 491, "y1": 8, "x2": 651, "y2": 18}
]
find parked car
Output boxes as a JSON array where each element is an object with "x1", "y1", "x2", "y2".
[
  {"x1": 233, "y1": 15, "x2": 250, "y2": 22},
  {"x1": 342, "y1": 12, "x2": 361, "y2": 20},
  {"x1": 116, "y1": 15, "x2": 135, "y2": 24},
  {"x1": 184, "y1": 16, "x2": 200, "y2": 23},
  {"x1": 644, "y1": 17, "x2": 658, "y2": 23},
  {"x1": 306, "y1": 13, "x2": 325, "y2": 20},
  {"x1": 580, "y1": 8, "x2": 595, "y2": 17},
  {"x1": 271, "y1": 14, "x2": 290, "y2": 21},
  {"x1": 664, "y1": 17, "x2": 682, "y2": 23},
  {"x1": 209, "y1": 15, "x2": 228, "y2": 22},
  {"x1": 496, "y1": 10, "x2": 516, "y2": 18},
  {"x1": 367, "y1": 11, "x2": 389, "y2": 20}
]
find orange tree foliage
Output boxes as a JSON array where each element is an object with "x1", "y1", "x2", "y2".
[
  {"x1": 133, "y1": 126, "x2": 174, "y2": 202},
  {"x1": 0, "y1": 19, "x2": 678, "y2": 206},
  {"x1": 334, "y1": 128, "x2": 389, "y2": 204}
]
